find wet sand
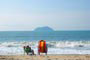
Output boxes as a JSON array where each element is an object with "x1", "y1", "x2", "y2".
[{"x1": 0, "y1": 54, "x2": 90, "y2": 60}]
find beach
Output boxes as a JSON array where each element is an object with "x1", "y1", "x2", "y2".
[
  {"x1": 0, "y1": 54, "x2": 90, "y2": 60},
  {"x1": 0, "y1": 0, "x2": 90, "y2": 59},
  {"x1": 0, "y1": 31, "x2": 90, "y2": 59},
  {"x1": 0, "y1": 42, "x2": 90, "y2": 60}
]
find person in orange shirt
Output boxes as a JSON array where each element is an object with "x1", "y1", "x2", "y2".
[{"x1": 38, "y1": 40, "x2": 47, "y2": 55}]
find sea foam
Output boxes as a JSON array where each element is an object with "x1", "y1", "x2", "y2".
[{"x1": 0, "y1": 41, "x2": 90, "y2": 55}]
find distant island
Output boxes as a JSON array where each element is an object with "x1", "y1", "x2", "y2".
[{"x1": 34, "y1": 26, "x2": 54, "y2": 32}]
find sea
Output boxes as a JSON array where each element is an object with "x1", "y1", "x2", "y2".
[{"x1": 0, "y1": 31, "x2": 90, "y2": 55}]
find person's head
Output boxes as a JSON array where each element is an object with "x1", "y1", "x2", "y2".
[
  {"x1": 27, "y1": 45, "x2": 29, "y2": 47},
  {"x1": 39, "y1": 40, "x2": 44, "y2": 43},
  {"x1": 40, "y1": 40, "x2": 44, "y2": 42}
]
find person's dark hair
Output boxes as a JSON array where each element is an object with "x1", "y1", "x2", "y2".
[
  {"x1": 27, "y1": 45, "x2": 29, "y2": 47},
  {"x1": 40, "y1": 40, "x2": 44, "y2": 42}
]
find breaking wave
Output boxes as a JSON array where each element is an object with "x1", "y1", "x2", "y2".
[
  {"x1": 0, "y1": 40, "x2": 90, "y2": 48},
  {"x1": 0, "y1": 40, "x2": 90, "y2": 55}
]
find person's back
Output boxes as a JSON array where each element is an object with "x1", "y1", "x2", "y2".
[{"x1": 38, "y1": 40, "x2": 47, "y2": 55}]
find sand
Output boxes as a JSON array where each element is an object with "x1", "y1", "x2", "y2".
[{"x1": 0, "y1": 54, "x2": 90, "y2": 60}]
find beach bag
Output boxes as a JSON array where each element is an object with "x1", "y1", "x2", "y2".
[{"x1": 38, "y1": 40, "x2": 47, "y2": 53}]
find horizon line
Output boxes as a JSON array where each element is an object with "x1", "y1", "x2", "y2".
[{"x1": 0, "y1": 30, "x2": 90, "y2": 31}]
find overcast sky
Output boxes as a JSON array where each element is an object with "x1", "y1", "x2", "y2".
[{"x1": 0, "y1": 0, "x2": 90, "y2": 31}]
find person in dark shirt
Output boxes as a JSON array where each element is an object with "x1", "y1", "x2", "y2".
[{"x1": 23, "y1": 45, "x2": 34, "y2": 55}]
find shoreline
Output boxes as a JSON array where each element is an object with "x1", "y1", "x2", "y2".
[{"x1": 0, "y1": 54, "x2": 90, "y2": 60}]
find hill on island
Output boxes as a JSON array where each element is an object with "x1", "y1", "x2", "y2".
[{"x1": 34, "y1": 26, "x2": 54, "y2": 32}]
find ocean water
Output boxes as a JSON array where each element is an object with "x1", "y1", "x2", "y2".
[
  {"x1": 0, "y1": 31, "x2": 90, "y2": 55},
  {"x1": 0, "y1": 31, "x2": 90, "y2": 41}
]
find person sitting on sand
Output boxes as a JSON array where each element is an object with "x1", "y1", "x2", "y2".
[
  {"x1": 23, "y1": 45, "x2": 34, "y2": 55},
  {"x1": 23, "y1": 46, "x2": 26, "y2": 55}
]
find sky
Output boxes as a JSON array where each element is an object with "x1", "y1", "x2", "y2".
[{"x1": 0, "y1": 0, "x2": 90, "y2": 31}]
